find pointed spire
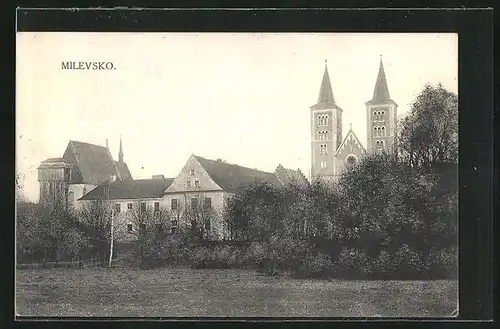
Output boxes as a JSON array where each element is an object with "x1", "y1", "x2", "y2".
[
  {"x1": 371, "y1": 56, "x2": 391, "y2": 102},
  {"x1": 317, "y1": 60, "x2": 336, "y2": 105},
  {"x1": 118, "y1": 135, "x2": 124, "y2": 163}
]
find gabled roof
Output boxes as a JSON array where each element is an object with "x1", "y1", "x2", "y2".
[
  {"x1": 367, "y1": 57, "x2": 397, "y2": 106},
  {"x1": 274, "y1": 165, "x2": 309, "y2": 186},
  {"x1": 335, "y1": 127, "x2": 366, "y2": 156},
  {"x1": 194, "y1": 155, "x2": 283, "y2": 193},
  {"x1": 79, "y1": 178, "x2": 174, "y2": 201},
  {"x1": 62, "y1": 141, "x2": 132, "y2": 185},
  {"x1": 115, "y1": 161, "x2": 132, "y2": 181}
]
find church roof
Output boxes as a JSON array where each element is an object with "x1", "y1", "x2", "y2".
[
  {"x1": 311, "y1": 61, "x2": 342, "y2": 111},
  {"x1": 194, "y1": 155, "x2": 283, "y2": 193},
  {"x1": 274, "y1": 165, "x2": 309, "y2": 186},
  {"x1": 62, "y1": 140, "x2": 132, "y2": 185},
  {"x1": 79, "y1": 178, "x2": 174, "y2": 201},
  {"x1": 367, "y1": 57, "x2": 396, "y2": 105}
]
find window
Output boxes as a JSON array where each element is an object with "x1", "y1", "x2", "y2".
[
  {"x1": 171, "y1": 220, "x2": 178, "y2": 234},
  {"x1": 155, "y1": 223, "x2": 163, "y2": 232},
  {"x1": 194, "y1": 180, "x2": 200, "y2": 187},
  {"x1": 140, "y1": 202, "x2": 147, "y2": 212},
  {"x1": 114, "y1": 203, "x2": 121, "y2": 214},
  {"x1": 140, "y1": 223, "x2": 146, "y2": 231},
  {"x1": 346, "y1": 155, "x2": 357, "y2": 166},
  {"x1": 204, "y1": 218, "x2": 211, "y2": 231},
  {"x1": 320, "y1": 161, "x2": 327, "y2": 169},
  {"x1": 190, "y1": 169, "x2": 195, "y2": 176},
  {"x1": 186, "y1": 180, "x2": 191, "y2": 188},
  {"x1": 204, "y1": 197, "x2": 212, "y2": 210},
  {"x1": 127, "y1": 224, "x2": 133, "y2": 232},
  {"x1": 381, "y1": 126, "x2": 386, "y2": 136},
  {"x1": 154, "y1": 202, "x2": 160, "y2": 211},
  {"x1": 191, "y1": 198, "x2": 198, "y2": 210},
  {"x1": 171, "y1": 198, "x2": 178, "y2": 210},
  {"x1": 68, "y1": 191, "x2": 74, "y2": 207},
  {"x1": 320, "y1": 144, "x2": 328, "y2": 155},
  {"x1": 82, "y1": 187, "x2": 87, "y2": 196},
  {"x1": 127, "y1": 203, "x2": 133, "y2": 210}
]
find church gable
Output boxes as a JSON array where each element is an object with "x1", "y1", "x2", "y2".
[{"x1": 334, "y1": 129, "x2": 366, "y2": 174}]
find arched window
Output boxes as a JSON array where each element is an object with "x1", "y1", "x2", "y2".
[
  {"x1": 382, "y1": 126, "x2": 386, "y2": 136},
  {"x1": 373, "y1": 127, "x2": 377, "y2": 136},
  {"x1": 325, "y1": 115, "x2": 329, "y2": 125}
]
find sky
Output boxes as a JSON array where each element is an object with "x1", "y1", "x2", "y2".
[{"x1": 16, "y1": 32, "x2": 458, "y2": 202}]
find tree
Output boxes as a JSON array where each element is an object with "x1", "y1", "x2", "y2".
[
  {"x1": 77, "y1": 200, "x2": 114, "y2": 264},
  {"x1": 17, "y1": 201, "x2": 89, "y2": 264},
  {"x1": 127, "y1": 201, "x2": 173, "y2": 268},
  {"x1": 398, "y1": 83, "x2": 458, "y2": 170},
  {"x1": 183, "y1": 193, "x2": 218, "y2": 241}
]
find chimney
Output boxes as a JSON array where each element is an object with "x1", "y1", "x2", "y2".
[
  {"x1": 106, "y1": 139, "x2": 109, "y2": 149},
  {"x1": 217, "y1": 158, "x2": 222, "y2": 162},
  {"x1": 152, "y1": 174, "x2": 165, "y2": 180}
]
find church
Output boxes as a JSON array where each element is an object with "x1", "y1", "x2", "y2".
[{"x1": 310, "y1": 57, "x2": 398, "y2": 182}]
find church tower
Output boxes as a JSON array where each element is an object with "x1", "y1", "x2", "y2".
[
  {"x1": 310, "y1": 60, "x2": 343, "y2": 180},
  {"x1": 118, "y1": 135, "x2": 124, "y2": 163},
  {"x1": 366, "y1": 56, "x2": 398, "y2": 154}
]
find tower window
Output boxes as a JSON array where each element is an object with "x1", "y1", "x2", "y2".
[
  {"x1": 381, "y1": 126, "x2": 386, "y2": 136},
  {"x1": 320, "y1": 144, "x2": 328, "y2": 155}
]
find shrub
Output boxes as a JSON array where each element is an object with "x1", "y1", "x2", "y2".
[
  {"x1": 424, "y1": 246, "x2": 457, "y2": 279},
  {"x1": 292, "y1": 252, "x2": 335, "y2": 279},
  {"x1": 391, "y1": 244, "x2": 426, "y2": 279},
  {"x1": 336, "y1": 247, "x2": 370, "y2": 278}
]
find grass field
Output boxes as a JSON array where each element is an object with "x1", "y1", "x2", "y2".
[{"x1": 16, "y1": 268, "x2": 458, "y2": 318}]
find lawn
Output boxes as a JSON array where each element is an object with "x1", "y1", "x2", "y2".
[{"x1": 16, "y1": 267, "x2": 458, "y2": 318}]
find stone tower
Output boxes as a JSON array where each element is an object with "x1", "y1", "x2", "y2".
[
  {"x1": 310, "y1": 60, "x2": 343, "y2": 180},
  {"x1": 37, "y1": 158, "x2": 72, "y2": 210},
  {"x1": 366, "y1": 56, "x2": 398, "y2": 153}
]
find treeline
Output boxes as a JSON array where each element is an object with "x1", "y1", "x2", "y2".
[{"x1": 17, "y1": 83, "x2": 458, "y2": 279}]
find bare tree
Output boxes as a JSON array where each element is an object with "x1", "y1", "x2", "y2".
[
  {"x1": 77, "y1": 200, "x2": 115, "y2": 264},
  {"x1": 126, "y1": 201, "x2": 173, "y2": 267},
  {"x1": 183, "y1": 193, "x2": 217, "y2": 241}
]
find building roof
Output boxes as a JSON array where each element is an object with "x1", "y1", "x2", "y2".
[
  {"x1": 62, "y1": 140, "x2": 132, "y2": 185},
  {"x1": 194, "y1": 155, "x2": 283, "y2": 193},
  {"x1": 367, "y1": 57, "x2": 395, "y2": 105},
  {"x1": 311, "y1": 61, "x2": 343, "y2": 111},
  {"x1": 79, "y1": 178, "x2": 174, "y2": 201},
  {"x1": 37, "y1": 158, "x2": 72, "y2": 169},
  {"x1": 274, "y1": 165, "x2": 309, "y2": 186}
]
